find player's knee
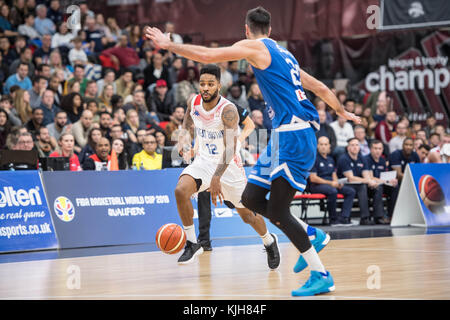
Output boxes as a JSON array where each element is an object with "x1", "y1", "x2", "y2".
[
  {"x1": 174, "y1": 185, "x2": 189, "y2": 200},
  {"x1": 239, "y1": 212, "x2": 254, "y2": 225}
]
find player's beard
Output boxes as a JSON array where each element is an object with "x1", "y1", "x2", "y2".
[{"x1": 201, "y1": 88, "x2": 219, "y2": 103}]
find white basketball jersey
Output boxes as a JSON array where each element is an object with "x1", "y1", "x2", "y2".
[{"x1": 190, "y1": 94, "x2": 241, "y2": 163}]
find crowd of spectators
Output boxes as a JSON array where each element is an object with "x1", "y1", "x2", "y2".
[{"x1": 0, "y1": 2, "x2": 448, "y2": 193}]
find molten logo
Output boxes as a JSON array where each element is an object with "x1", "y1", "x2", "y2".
[{"x1": 54, "y1": 197, "x2": 75, "y2": 222}]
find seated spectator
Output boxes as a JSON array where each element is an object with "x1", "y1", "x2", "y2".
[
  {"x1": 48, "y1": 75, "x2": 63, "y2": 107},
  {"x1": 4, "y1": 63, "x2": 32, "y2": 94},
  {"x1": 413, "y1": 138, "x2": 426, "y2": 153},
  {"x1": 13, "y1": 89, "x2": 32, "y2": 124},
  {"x1": 47, "y1": 0, "x2": 63, "y2": 26},
  {"x1": 106, "y1": 17, "x2": 123, "y2": 43},
  {"x1": 28, "y1": 76, "x2": 48, "y2": 110},
  {"x1": 18, "y1": 13, "x2": 40, "y2": 40},
  {"x1": 417, "y1": 143, "x2": 431, "y2": 163},
  {"x1": 429, "y1": 133, "x2": 441, "y2": 149},
  {"x1": 49, "y1": 50, "x2": 72, "y2": 80},
  {"x1": 112, "y1": 138, "x2": 130, "y2": 170},
  {"x1": 69, "y1": 37, "x2": 88, "y2": 66},
  {"x1": 9, "y1": 0, "x2": 26, "y2": 28},
  {"x1": 98, "y1": 84, "x2": 114, "y2": 113},
  {"x1": 131, "y1": 134, "x2": 162, "y2": 170},
  {"x1": 0, "y1": 96, "x2": 22, "y2": 127},
  {"x1": 429, "y1": 133, "x2": 450, "y2": 163},
  {"x1": 0, "y1": 108, "x2": 12, "y2": 149},
  {"x1": 155, "y1": 131, "x2": 167, "y2": 154},
  {"x1": 0, "y1": 36, "x2": 16, "y2": 66},
  {"x1": 247, "y1": 83, "x2": 265, "y2": 112},
  {"x1": 354, "y1": 125, "x2": 370, "y2": 157},
  {"x1": 167, "y1": 57, "x2": 182, "y2": 87},
  {"x1": 175, "y1": 67, "x2": 199, "y2": 107},
  {"x1": 364, "y1": 140, "x2": 398, "y2": 223},
  {"x1": 25, "y1": 107, "x2": 44, "y2": 138},
  {"x1": 11, "y1": 131, "x2": 34, "y2": 151},
  {"x1": 123, "y1": 90, "x2": 158, "y2": 129},
  {"x1": 0, "y1": 4, "x2": 19, "y2": 37},
  {"x1": 35, "y1": 126, "x2": 56, "y2": 157},
  {"x1": 388, "y1": 137, "x2": 420, "y2": 183},
  {"x1": 84, "y1": 15, "x2": 106, "y2": 54},
  {"x1": 372, "y1": 91, "x2": 388, "y2": 123},
  {"x1": 50, "y1": 133, "x2": 81, "y2": 171},
  {"x1": 164, "y1": 21, "x2": 183, "y2": 44},
  {"x1": 109, "y1": 123, "x2": 136, "y2": 164},
  {"x1": 97, "y1": 69, "x2": 117, "y2": 95},
  {"x1": 78, "y1": 127, "x2": 102, "y2": 165},
  {"x1": 64, "y1": 64, "x2": 88, "y2": 95},
  {"x1": 424, "y1": 114, "x2": 436, "y2": 138},
  {"x1": 218, "y1": 61, "x2": 233, "y2": 95},
  {"x1": 415, "y1": 129, "x2": 427, "y2": 144},
  {"x1": 123, "y1": 109, "x2": 142, "y2": 143},
  {"x1": 82, "y1": 137, "x2": 112, "y2": 170},
  {"x1": 84, "y1": 80, "x2": 99, "y2": 101},
  {"x1": 51, "y1": 21, "x2": 73, "y2": 49},
  {"x1": 33, "y1": 34, "x2": 53, "y2": 65},
  {"x1": 115, "y1": 69, "x2": 135, "y2": 99},
  {"x1": 309, "y1": 136, "x2": 356, "y2": 226},
  {"x1": 71, "y1": 109, "x2": 94, "y2": 152},
  {"x1": 227, "y1": 83, "x2": 249, "y2": 110},
  {"x1": 36, "y1": 63, "x2": 52, "y2": 79},
  {"x1": 165, "y1": 106, "x2": 185, "y2": 145},
  {"x1": 316, "y1": 109, "x2": 337, "y2": 154},
  {"x1": 344, "y1": 99, "x2": 355, "y2": 115},
  {"x1": 10, "y1": 47, "x2": 35, "y2": 79},
  {"x1": 95, "y1": 13, "x2": 115, "y2": 45},
  {"x1": 149, "y1": 80, "x2": 175, "y2": 122},
  {"x1": 112, "y1": 107, "x2": 126, "y2": 127},
  {"x1": 143, "y1": 51, "x2": 171, "y2": 91},
  {"x1": 314, "y1": 97, "x2": 333, "y2": 124},
  {"x1": 388, "y1": 121, "x2": 407, "y2": 153},
  {"x1": 98, "y1": 111, "x2": 113, "y2": 139},
  {"x1": 337, "y1": 138, "x2": 379, "y2": 225},
  {"x1": 34, "y1": 4, "x2": 56, "y2": 36},
  {"x1": 101, "y1": 34, "x2": 140, "y2": 71},
  {"x1": 375, "y1": 110, "x2": 396, "y2": 145},
  {"x1": 361, "y1": 107, "x2": 376, "y2": 139},
  {"x1": 46, "y1": 110, "x2": 71, "y2": 140},
  {"x1": 330, "y1": 115, "x2": 354, "y2": 160},
  {"x1": 60, "y1": 92, "x2": 83, "y2": 123}
]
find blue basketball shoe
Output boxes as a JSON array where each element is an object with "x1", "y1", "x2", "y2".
[
  {"x1": 293, "y1": 226, "x2": 330, "y2": 273},
  {"x1": 291, "y1": 270, "x2": 335, "y2": 296}
]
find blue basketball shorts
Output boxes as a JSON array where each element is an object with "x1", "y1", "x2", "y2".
[{"x1": 247, "y1": 126, "x2": 317, "y2": 192}]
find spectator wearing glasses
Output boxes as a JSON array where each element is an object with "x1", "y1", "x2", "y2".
[{"x1": 131, "y1": 134, "x2": 162, "y2": 170}]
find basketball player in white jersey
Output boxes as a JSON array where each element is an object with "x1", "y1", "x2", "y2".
[{"x1": 174, "y1": 64, "x2": 280, "y2": 266}]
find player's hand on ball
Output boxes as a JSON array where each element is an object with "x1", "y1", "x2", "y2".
[
  {"x1": 144, "y1": 26, "x2": 171, "y2": 49},
  {"x1": 209, "y1": 176, "x2": 224, "y2": 206}
]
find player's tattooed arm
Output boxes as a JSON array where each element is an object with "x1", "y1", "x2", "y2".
[
  {"x1": 209, "y1": 105, "x2": 239, "y2": 206},
  {"x1": 213, "y1": 105, "x2": 239, "y2": 178}
]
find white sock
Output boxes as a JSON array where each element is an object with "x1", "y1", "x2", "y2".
[
  {"x1": 292, "y1": 214, "x2": 315, "y2": 240},
  {"x1": 183, "y1": 224, "x2": 197, "y2": 243},
  {"x1": 302, "y1": 246, "x2": 326, "y2": 274},
  {"x1": 260, "y1": 231, "x2": 274, "y2": 247}
]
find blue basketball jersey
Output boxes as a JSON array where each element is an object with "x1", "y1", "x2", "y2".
[{"x1": 251, "y1": 38, "x2": 319, "y2": 129}]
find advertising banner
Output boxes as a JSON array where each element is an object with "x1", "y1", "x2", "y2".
[
  {"x1": 42, "y1": 168, "x2": 281, "y2": 249},
  {"x1": 0, "y1": 171, "x2": 58, "y2": 253},
  {"x1": 391, "y1": 163, "x2": 450, "y2": 227}
]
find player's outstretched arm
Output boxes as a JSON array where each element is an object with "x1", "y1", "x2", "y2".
[
  {"x1": 209, "y1": 105, "x2": 239, "y2": 205},
  {"x1": 144, "y1": 26, "x2": 262, "y2": 64},
  {"x1": 300, "y1": 69, "x2": 361, "y2": 124}
]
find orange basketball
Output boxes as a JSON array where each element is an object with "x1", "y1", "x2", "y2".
[{"x1": 156, "y1": 223, "x2": 186, "y2": 254}]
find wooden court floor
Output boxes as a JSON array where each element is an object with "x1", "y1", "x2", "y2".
[{"x1": 1, "y1": 233, "x2": 450, "y2": 300}]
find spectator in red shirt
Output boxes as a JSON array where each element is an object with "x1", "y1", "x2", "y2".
[
  {"x1": 375, "y1": 110, "x2": 396, "y2": 145},
  {"x1": 50, "y1": 132, "x2": 81, "y2": 171},
  {"x1": 101, "y1": 35, "x2": 140, "y2": 71}
]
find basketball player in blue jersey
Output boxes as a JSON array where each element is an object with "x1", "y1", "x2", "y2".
[{"x1": 145, "y1": 6, "x2": 360, "y2": 296}]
